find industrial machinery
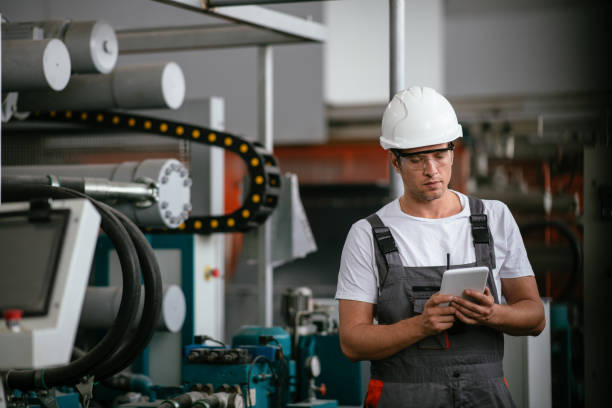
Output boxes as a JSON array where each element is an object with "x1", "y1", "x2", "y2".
[
  {"x1": 0, "y1": 3, "x2": 329, "y2": 407},
  {"x1": 0, "y1": 198, "x2": 101, "y2": 370}
]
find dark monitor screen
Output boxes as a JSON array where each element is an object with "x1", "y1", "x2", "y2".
[{"x1": 0, "y1": 210, "x2": 69, "y2": 316}]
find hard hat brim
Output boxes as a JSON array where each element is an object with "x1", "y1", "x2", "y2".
[{"x1": 380, "y1": 124, "x2": 463, "y2": 150}]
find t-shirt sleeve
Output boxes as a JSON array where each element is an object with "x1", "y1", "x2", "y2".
[
  {"x1": 497, "y1": 203, "x2": 535, "y2": 279},
  {"x1": 335, "y1": 221, "x2": 378, "y2": 304}
]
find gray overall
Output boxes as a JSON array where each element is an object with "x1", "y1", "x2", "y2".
[{"x1": 364, "y1": 196, "x2": 515, "y2": 408}]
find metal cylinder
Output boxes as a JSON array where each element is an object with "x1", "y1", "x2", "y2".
[
  {"x1": 17, "y1": 62, "x2": 186, "y2": 111},
  {"x1": 281, "y1": 287, "x2": 313, "y2": 329},
  {"x1": 80, "y1": 285, "x2": 186, "y2": 333},
  {"x1": 3, "y1": 159, "x2": 192, "y2": 229},
  {"x1": 1, "y1": 39, "x2": 71, "y2": 91},
  {"x1": 5, "y1": 20, "x2": 118, "y2": 74},
  {"x1": 61, "y1": 20, "x2": 118, "y2": 74}
]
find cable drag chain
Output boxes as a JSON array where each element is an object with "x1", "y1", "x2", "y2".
[{"x1": 31, "y1": 110, "x2": 281, "y2": 234}]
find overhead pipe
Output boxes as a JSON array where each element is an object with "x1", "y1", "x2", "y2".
[{"x1": 389, "y1": 0, "x2": 405, "y2": 199}]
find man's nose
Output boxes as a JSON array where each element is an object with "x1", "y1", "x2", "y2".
[{"x1": 423, "y1": 157, "x2": 439, "y2": 175}]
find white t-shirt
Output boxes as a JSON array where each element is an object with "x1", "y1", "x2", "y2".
[{"x1": 335, "y1": 191, "x2": 534, "y2": 304}]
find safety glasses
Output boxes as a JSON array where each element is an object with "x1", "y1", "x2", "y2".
[{"x1": 392, "y1": 143, "x2": 454, "y2": 171}]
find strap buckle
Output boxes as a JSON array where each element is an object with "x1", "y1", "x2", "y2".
[
  {"x1": 469, "y1": 214, "x2": 490, "y2": 244},
  {"x1": 373, "y1": 227, "x2": 397, "y2": 254}
]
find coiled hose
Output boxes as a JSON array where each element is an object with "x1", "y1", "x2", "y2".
[{"x1": 2, "y1": 180, "x2": 162, "y2": 388}]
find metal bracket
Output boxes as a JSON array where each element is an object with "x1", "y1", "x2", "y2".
[
  {"x1": 75, "y1": 375, "x2": 95, "y2": 408},
  {"x1": 38, "y1": 389, "x2": 59, "y2": 408},
  {"x1": 28, "y1": 198, "x2": 53, "y2": 223}
]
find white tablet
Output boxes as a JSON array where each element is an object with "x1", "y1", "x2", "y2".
[{"x1": 439, "y1": 266, "x2": 489, "y2": 306}]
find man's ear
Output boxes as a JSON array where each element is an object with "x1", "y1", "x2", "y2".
[{"x1": 389, "y1": 151, "x2": 401, "y2": 173}]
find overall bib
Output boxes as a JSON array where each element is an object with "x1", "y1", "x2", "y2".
[{"x1": 364, "y1": 196, "x2": 515, "y2": 408}]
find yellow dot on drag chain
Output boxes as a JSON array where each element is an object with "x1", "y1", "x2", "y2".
[
  {"x1": 194, "y1": 220, "x2": 203, "y2": 230},
  {"x1": 250, "y1": 158, "x2": 260, "y2": 167},
  {"x1": 176, "y1": 126, "x2": 185, "y2": 136},
  {"x1": 252, "y1": 194, "x2": 261, "y2": 203},
  {"x1": 192, "y1": 129, "x2": 201, "y2": 139},
  {"x1": 144, "y1": 120, "x2": 152, "y2": 130},
  {"x1": 242, "y1": 209, "x2": 250, "y2": 218},
  {"x1": 112, "y1": 116, "x2": 120, "y2": 124},
  {"x1": 224, "y1": 137, "x2": 233, "y2": 146},
  {"x1": 240, "y1": 144, "x2": 249, "y2": 153},
  {"x1": 255, "y1": 176, "x2": 264, "y2": 185},
  {"x1": 50, "y1": 111, "x2": 56, "y2": 117},
  {"x1": 65, "y1": 111, "x2": 72, "y2": 118},
  {"x1": 271, "y1": 178, "x2": 277, "y2": 185},
  {"x1": 81, "y1": 112, "x2": 88, "y2": 120},
  {"x1": 97, "y1": 114, "x2": 104, "y2": 122},
  {"x1": 160, "y1": 123, "x2": 168, "y2": 132},
  {"x1": 208, "y1": 132, "x2": 216, "y2": 142},
  {"x1": 210, "y1": 219, "x2": 219, "y2": 229},
  {"x1": 227, "y1": 218, "x2": 235, "y2": 227},
  {"x1": 178, "y1": 223, "x2": 186, "y2": 230},
  {"x1": 128, "y1": 118, "x2": 136, "y2": 127}
]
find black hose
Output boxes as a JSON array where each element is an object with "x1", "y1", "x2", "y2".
[
  {"x1": 2, "y1": 183, "x2": 141, "y2": 389},
  {"x1": 2, "y1": 177, "x2": 163, "y2": 374},
  {"x1": 92, "y1": 203, "x2": 163, "y2": 379},
  {"x1": 520, "y1": 219, "x2": 582, "y2": 301}
]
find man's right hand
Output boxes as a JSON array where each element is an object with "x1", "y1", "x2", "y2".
[{"x1": 420, "y1": 293, "x2": 456, "y2": 336}]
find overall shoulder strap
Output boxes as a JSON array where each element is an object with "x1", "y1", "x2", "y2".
[
  {"x1": 365, "y1": 214, "x2": 401, "y2": 296},
  {"x1": 467, "y1": 196, "x2": 496, "y2": 269},
  {"x1": 467, "y1": 196, "x2": 500, "y2": 303}
]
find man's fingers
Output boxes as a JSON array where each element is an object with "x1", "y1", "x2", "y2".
[
  {"x1": 436, "y1": 314, "x2": 455, "y2": 323},
  {"x1": 428, "y1": 294, "x2": 454, "y2": 307},
  {"x1": 455, "y1": 310, "x2": 477, "y2": 325},
  {"x1": 452, "y1": 300, "x2": 482, "y2": 317}
]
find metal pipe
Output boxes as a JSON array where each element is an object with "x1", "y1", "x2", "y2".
[
  {"x1": 1, "y1": 174, "x2": 158, "y2": 204},
  {"x1": 257, "y1": 45, "x2": 274, "y2": 327},
  {"x1": 82, "y1": 178, "x2": 158, "y2": 203},
  {"x1": 389, "y1": 0, "x2": 405, "y2": 199},
  {"x1": 1, "y1": 39, "x2": 71, "y2": 91}
]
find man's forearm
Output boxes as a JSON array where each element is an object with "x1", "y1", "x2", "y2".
[
  {"x1": 488, "y1": 299, "x2": 545, "y2": 336},
  {"x1": 341, "y1": 316, "x2": 427, "y2": 361}
]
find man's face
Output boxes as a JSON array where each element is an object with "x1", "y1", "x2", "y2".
[{"x1": 391, "y1": 142, "x2": 454, "y2": 203}]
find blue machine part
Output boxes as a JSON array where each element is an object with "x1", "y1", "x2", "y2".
[
  {"x1": 240, "y1": 345, "x2": 279, "y2": 362},
  {"x1": 184, "y1": 344, "x2": 229, "y2": 357},
  {"x1": 297, "y1": 333, "x2": 363, "y2": 406},
  {"x1": 8, "y1": 390, "x2": 81, "y2": 408},
  {"x1": 232, "y1": 326, "x2": 292, "y2": 357},
  {"x1": 183, "y1": 360, "x2": 276, "y2": 407}
]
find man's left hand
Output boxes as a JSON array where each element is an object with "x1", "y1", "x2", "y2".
[{"x1": 450, "y1": 287, "x2": 496, "y2": 326}]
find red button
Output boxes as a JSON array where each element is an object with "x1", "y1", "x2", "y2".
[
  {"x1": 319, "y1": 383, "x2": 327, "y2": 396},
  {"x1": 3, "y1": 309, "x2": 23, "y2": 321},
  {"x1": 211, "y1": 268, "x2": 219, "y2": 278}
]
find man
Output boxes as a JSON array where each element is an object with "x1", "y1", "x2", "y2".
[{"x1": 336, "y1": 86, "x2": 545, "y2": 407}]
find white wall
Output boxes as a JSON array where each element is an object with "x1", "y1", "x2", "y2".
[
  {"x1": 444, "y1": 1, "x2": 609, "y2": 96},
  {"x1": 324, "y1": 0, "x2": 444, "y2": 105}
]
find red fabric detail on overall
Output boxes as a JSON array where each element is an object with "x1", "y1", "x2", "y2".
[{"x1": 364, "y1": 379, "x2": 385, "y2": 408}]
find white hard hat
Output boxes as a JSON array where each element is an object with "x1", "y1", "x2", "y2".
[{"x1": 380, "y1": 86, "x2": 462, "y2": 150}]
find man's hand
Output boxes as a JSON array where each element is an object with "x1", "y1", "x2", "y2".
[
  {"x1": 420, "y1": 293, "x2": 456, "y2": 336},
  {"x1": 450, "y1": 287, "x2": 496, "y2": 325}
]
